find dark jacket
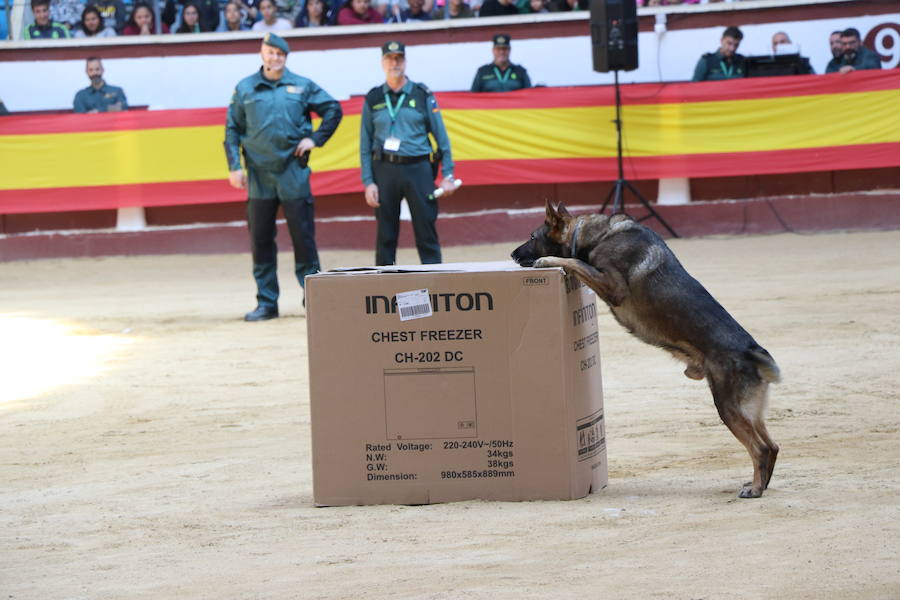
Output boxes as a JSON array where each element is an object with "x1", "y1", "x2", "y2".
[
  {"x1": 471, "y1": 63, "x2": 531, "y2": 92},
  {"x1": 825, "y1": 46, "x2": 883, "y2": 73},
  {"x1": 692, "y1": 51, "x2": 747, "y2": 82}
]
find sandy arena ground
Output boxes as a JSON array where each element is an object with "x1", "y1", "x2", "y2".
[{"x1": 1, "y1": 229, "x2": 898, "y2": 599}]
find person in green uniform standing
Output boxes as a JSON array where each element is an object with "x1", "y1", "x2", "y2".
[
  {"x1": 692, "y1": 26, "x2": 747, "y2": 82},
  {"x1": 471, "y1": 34, "x2": 532, "y2": 93},
  {"x1": 225, "y1": 33, "x2": 343, "y2": 321},
  {"x1": 360, "y1": 40, "x2": 456, "y2": 266}
]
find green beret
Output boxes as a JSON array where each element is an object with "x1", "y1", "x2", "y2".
[{"x1": 263, "y1": 32, "x2": 290, "y2": 54}]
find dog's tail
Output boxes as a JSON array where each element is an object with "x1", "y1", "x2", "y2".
[{"x1": 748, "y1": 347, "x2": 781, "y2": 384}]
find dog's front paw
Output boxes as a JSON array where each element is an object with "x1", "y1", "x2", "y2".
[{"x1": 533, "y1": 257, "x2": 559, "y2": 269}]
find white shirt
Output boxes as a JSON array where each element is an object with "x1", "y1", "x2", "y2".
[{"x1": 251, "y1": 18, "x2": 292, "y2": 31}]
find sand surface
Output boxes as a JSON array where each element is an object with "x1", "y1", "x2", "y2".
[{"x1": 1, "y1": 230, "x2": 898, "y2": 599}]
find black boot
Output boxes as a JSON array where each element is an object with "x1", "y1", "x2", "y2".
[{"x1": 244, "y1": 305, "x2": 279, "y2": 321}]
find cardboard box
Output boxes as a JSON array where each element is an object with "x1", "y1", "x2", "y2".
[{"x1": 307, "y1": 261, "x2": 607, "y2": 506}]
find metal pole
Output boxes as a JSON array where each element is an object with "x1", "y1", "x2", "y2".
[
  {"x1": 4, "y1": 0, "x2": 11, "y2": 40},
  {"x1": 153, "y1": 0, "x2": 162, "y2": 34}
]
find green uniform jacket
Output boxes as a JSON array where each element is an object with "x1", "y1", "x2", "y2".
[
  {"x1": 692, "y1": 51, "x2": 747, "y2": 82},
  {"x1": 825, "y1": 46, "x2": 883, "y2": 73},
  {"x1": 73, "y1": 82, "x2": 128, "y2": 113},
  {"x1": 23, "y1": 21, "x2": 72, "y2": 39},
  {"x1": 471, "y1": 63, "x2": 531, "y2": 92},
  {"x1": 359, "y1": 79, "x2": 453, "y2": 186},
  {"x1": 224, "y1": 67, "x2": 343, "y2": 176}
]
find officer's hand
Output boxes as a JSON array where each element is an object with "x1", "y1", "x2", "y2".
[
  {"x1": 439, "y1": 177, "x2": 457, "y2": 198},
  {"x1": 839, "y1": 65, "x2": 856, "y2": 74},
  {"x1": 295, "y1": 138, "x2": 316, "y2": 156},
  {"x1": 229, "y1": 169, "x2": 246, "y2": 190},
  {"x1": 365, "y1": 184, "x2": 380, "y2": 208}
]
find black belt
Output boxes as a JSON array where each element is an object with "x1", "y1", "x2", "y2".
[{"x1": 373, "y1": 151, "x2": 429, "y2": 165}]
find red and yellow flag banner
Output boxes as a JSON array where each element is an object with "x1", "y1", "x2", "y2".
[{"x1": 1, "y1": 69, "x2": 898, "y2": 215}]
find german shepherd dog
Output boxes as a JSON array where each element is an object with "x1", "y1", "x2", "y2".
[{"x1": 512, "y1": 201, "x2": 781, "y2": 498}]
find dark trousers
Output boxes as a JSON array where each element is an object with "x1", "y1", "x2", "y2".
[
  {"x1": 247, "y1": 195, "x2": 320, "y2": 309},
  {"x1": 372, "y1": 159, "x2": 441, "y2": 266}
]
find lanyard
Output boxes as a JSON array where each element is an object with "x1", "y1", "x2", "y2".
[
  {"x1": 493, "y1": 66, "x2": 511, "y2": 83},
  {"x1": 719, "y1": 59, "x2": 734, "y2": 78},
  {"x1": 384, "y1": 91, "x2": 407, "y2": 135}
]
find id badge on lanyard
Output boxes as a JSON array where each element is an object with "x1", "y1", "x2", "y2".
[{"x1": 383, "y1": 91, "x2": 406, "y2": 152}]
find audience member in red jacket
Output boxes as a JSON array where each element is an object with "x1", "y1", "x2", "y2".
[
  {"x1": 336, "y1": 0, "x2": 383, "y2": 25},
  {"x1": 121, "y1": 2, "x2": 170, "y2": 34}
]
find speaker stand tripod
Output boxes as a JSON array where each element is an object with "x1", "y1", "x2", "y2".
[{"x1": 599, "y1": 70, "x2": 678, "y2": 238}]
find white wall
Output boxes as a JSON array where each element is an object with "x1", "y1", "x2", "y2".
[{"x1": 1, "y1": 13, "x2": 896, "y2": 111}]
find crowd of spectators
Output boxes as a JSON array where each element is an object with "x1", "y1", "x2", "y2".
[{"x1": 19, "y1": 0, "x2": 596, "y2": 39}]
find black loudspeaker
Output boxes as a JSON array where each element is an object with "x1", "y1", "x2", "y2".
[{"x1": 590, "y1": 0, "x2": 639, "y2": 72}]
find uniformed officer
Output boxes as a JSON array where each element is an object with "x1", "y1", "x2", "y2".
[
  {"x1": 360, "y1": 41, "x2": 456, "y2": 266},
  {"x1": 225, "y1": 33, "x2": 343, "y2": 321},
  {"x1": 471, "y1": 34, "x2": 532, "y2": 93},
  {"x1": 73, "y1": 58, "x2": 128, "y2": 114},
  {"x1": 692, "y1": 26, "x2": 747, "y2": 82}
]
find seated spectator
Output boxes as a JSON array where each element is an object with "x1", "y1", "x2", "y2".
[
  {"x1": 525, "y1": 0, "x2": 547, "y2": 13},
  {"x1": 374, "y1": 0, "x2": 432, "y2": 20},
  {"x1": 232, "y1": 0, "x2": 261, "y2": 25},
  {"x1": 336, "y1": 0, "x2": 382, "y2": 25},
  {"x1": 24, "y1": 0, "x2": 72, "y2": 39},
  {"x1": 692, "y1": 25, "x2": 746, "y2": 81},
  {"x1": 826, "y1": 27, "x2": 882, "y2": 74},
  {"x1": 122, "y1": 2, "x2": 170, "y2": 34},
  {"x1": 771, "y1": 31, "x2": 790, "y2": 54},
  {"x1": 91, "y1": 0, "x2": 127, "y2": 34},
  {"x1": 50, "y1": 0, "x2": 84, "y2": 31},
  {"x1": 73, "y1": 5, "x2": 117, "y2": 37},
  {"x1": 174, "y1": 2, "x2": 202, "y2": 32},
  {"x1": 828, "y1": 30, "x2": 843, "y2": 61},
  {"x1": 768, "y1": 31, "x2": 814, "y2": 74},
  {"x1": 388, "y1": 0, "x2": 431, "y2": 22},
  {"x1": 251, "y1": 0, "x2": 292, "y2": 31},
  {"x1": 478, "y1": 0, "x2": 516, "y2": 17},
  {"x1": 433, "y1": 0, "x2": 473, "y2": 19},
  {"x1": 294, "y1": 0, "x2": 331, "y2": 27},
  {"x1": 163, "y1": 0, "x2": 220, "y2": 32},
  {"x1": 73, "y1": 57, "x2": 128, "y2": 113},
  {"x1": 218, "y1": 1, "x2": 251, "y2": 30},
  {"x1": 471, "y1": 34, "x2": 531, "y2": 92}
]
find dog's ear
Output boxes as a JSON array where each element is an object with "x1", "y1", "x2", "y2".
[
  {"x1": 544, "y1": 198, "x2": 557, "y2": 224},
  {"x1": 557, "y1": 202, "x2": 572, "y2": 218}
]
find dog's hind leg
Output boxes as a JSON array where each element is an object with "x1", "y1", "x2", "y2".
[{"x1": 707, "y1": 363, "x2": 779, "y2": 498}]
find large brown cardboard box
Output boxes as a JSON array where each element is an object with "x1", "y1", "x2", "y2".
[{"x1": 306, "y1": 261, "x2": 607, "y2": 506}]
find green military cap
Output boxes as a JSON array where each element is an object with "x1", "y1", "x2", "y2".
[
  {"x1": 263, "y1": 32, "x2": 290, "y2": 54},
  {"x1": 493, "y1": 34, "x2": 511, "y2": 48},
  {"x1": 382, "y1": 40, "x2": 405, "y2": 56}
]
